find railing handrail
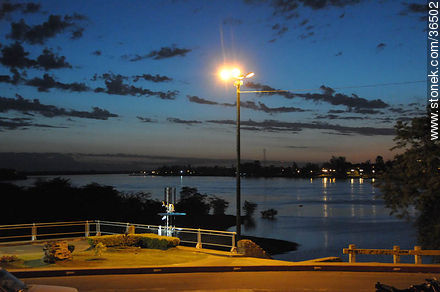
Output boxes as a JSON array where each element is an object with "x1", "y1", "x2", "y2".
[
  {"x1": 343, "y1": 244, "x2": 440, "y2": 264},
  {"x1": 0, "y1": 220, "x2": 89, "y2": 229},
  {"x1": 0, "y1": 220, "x2": 237, "y2": 253},
  {"x1": 98, "y1": 220, "x2": 236, "y2": 235}
]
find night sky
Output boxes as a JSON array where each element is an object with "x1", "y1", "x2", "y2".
[{"x1": 0, "y1": 0, "x2": 427, "y2": 170}]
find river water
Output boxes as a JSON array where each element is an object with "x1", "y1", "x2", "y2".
[{"x1": 16, "y1": 174, "x2": 417, "y2": 262}]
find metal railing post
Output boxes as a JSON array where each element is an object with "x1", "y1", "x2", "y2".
[
  {"x1": 393, "y1": 246, "x2": 400, "y2": 264},
  {"x1": 85, "y1": 220, "x2": 90, "y2": 237},
  {"x1": 348, "y1": 244, "x2": 356, "y2": 263},
  {"x1": 230, "y1": 232, "x2": 237, "y2": 253},
  {"x1": 96, "y1": 220, "x2": 101, "y2": 236},
  {"x1": 196, "y1": 228, "x2": 202, "y2": 249},
  {"x1": 125, "y1": 222, "x2": 129, "y2": 233},
  {"x1": 31, "y1": 223, "x2": 37, "y2": 241},
  {"x1": 158, "y1": 226, "x2": 161, "y2": 236},
  {"x1": 414, "y1": 246, "x2": 422, "y2": 264}
]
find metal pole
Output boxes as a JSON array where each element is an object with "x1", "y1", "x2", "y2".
[
  {"x1": 348, "y1": 244, "x2": 356, "y2": 263},
  {"x1": 31, "y1": 223, "x2": 37, "y2": 241},
  {"x1": 235, "y1": 82, "x2": 241, "y2": 240},
  {"x1": 96, "y1": 220, "x2": 101, "y2": 236},
  {"x1": 230, "y1": 232, "x2": 237, "y2": 253},
  {"x1": 85, "y1": 220, "x2": 90, "y2": 237},
  {"x1": 196, "y1": 228, "x2": 202, "y2": 249},
  {"x1": 414, "y1": 246, "x2": 422, "y2": 264}
]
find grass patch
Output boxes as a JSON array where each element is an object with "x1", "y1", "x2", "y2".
[{"x1": 1, "y1": 245, "x2": 207, "y2": 269}]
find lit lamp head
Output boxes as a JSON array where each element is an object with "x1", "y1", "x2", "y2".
[{"x1": 219, "y1": 67, "x2": 254, "y2": 86}]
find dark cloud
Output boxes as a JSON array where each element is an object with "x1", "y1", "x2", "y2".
[
  {"x1": 328, "y1": 110, "x2": 346, "y2": 114},
  {"x1": 26, "y1": 74, "x2": 90, "y2": 92},
  {"x1": 71, "y1": 27, "x2": 84, "y2": 39},
  {"x1": 187, "y1": 95, "x2": 219, "y2": 105},
  {"x1": 92, "y1": 50, "x2": 102, "y2": 56},
  {"x1": 95, "y1": 73, "x2": 177, "y2": 99},
  {"x1": 223, "y1": 17, "x2": 243, "y2": 25},
  {"x1": 245, "y1": 82, "x2": 389, "y2": 110},
  {"x1": 0, "y1": 2, "x2": 40, "y2": 19},
  {"x1": 125, "y1": 45, "x2": 192, "y2": 61},
  {"x1": 207, "y1": 118, "x2": 394, "y2": 136},
  {"x1": 0, "y1": 68, "x2": 25, "y2": 85},
  {"x1": 299, "y1": 19, "x2": 309, "y2": 26},
  {"x1": 0, "y1": 43, "x2": 71, "y2": 70},
  {"x1": 0, "y1": 42, "x2": 35, "y2": 69},
  {"x1": 245, "y1": 0, "x2": 363, "y2": 19},
  {"x1": 272, "y1": 23, "x2": 288, "y2": 37},
  {"x1": 299, "y1": 31, "x2": 314, "y2": 39},
  {"x1": 257, "y1": 102, "x2": 306, "y2": 113},
  {"x1": 187, "y1": 95, "x2": 306, "y2": 113},
  {"x1": 64, "y1": 13, "x2": 88, "y2": 21},
  {"x1": 93, "y1": 72, "x2": 172, "y2": 83},
  {"x1": 376, "y1": 42, "x2": 386, "y2": 51},
  {"x1": 137, "y1": 116, "x2": 156, "y2": 123},
  {"x1": 286, "y1": 145, "x2": 308, "y2": 149},
  {"x1": 0, "y1": 95, "x2": 119, "y2": 120},
  {"x1": 133, "y1": 74, "x2": 172, "y2": 83},
  {"x1": 0, "y1": 117, "x2": 66, "y2": 131},
  {"x1": 315, "y1": 114, "x2": 365, "y2": 120},
  {"x1": 353, "y1": 108, "x2": 382, "y2": 114},
  {"x1": 167, "y1": 117, "x2": 202, "y2": 125},
  {"x1": 401, "y1": 2, "x2": 427, "y2": 17},
  {"x1": 8, "y1": 14, "x2": 86, "y2": 44},
  {"x1": 36, "y1": 48, "x2": 72, "y2": 70}
]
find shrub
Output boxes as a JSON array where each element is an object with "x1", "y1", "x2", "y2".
[
  {"x1": 94, "y1": 242, "x2": 107, "y2": 256},
  {"x1": 0, "y1": 255, "x2": 19, "y2": 263},
  {"x1": 88, "y1": 233, "x2": 180, "y2": 250},
  {"x1": 209, "y1": 196, "x2": 229, "y2": 215},
  {"x1": 68, "y1": 244, "x2": 75, "y2": 253}
]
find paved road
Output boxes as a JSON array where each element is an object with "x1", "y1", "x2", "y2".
[{"x1": 23, "y1": 271, "x2": 440, "y2": 291}]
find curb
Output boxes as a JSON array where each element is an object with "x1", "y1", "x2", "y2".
[{"x1": 10, "y1": 264, "x2": 440, "y2": 278}]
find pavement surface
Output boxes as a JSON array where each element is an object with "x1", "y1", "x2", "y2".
[
  {"x1": 21, "y1": 271, "x2": 440, "y2": 292},
  {"x1": 2, "y1": 239, "x2": 440, "y2": 291}
]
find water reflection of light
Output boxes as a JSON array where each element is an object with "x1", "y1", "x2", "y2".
[
  {"x1": 324, "y1": 231, "x2": 329, "y2": 248},
  {"x1": 372, "y1": 178, "x2": 375, "y2": 183},
  {"x1": 310, "y1": 178, "x2": 313, "y2": 183},
  {"x1": 350, "y1": 178, "x2": 354, "y2": 185},
  {"x1": 322, "y1": 177, "x2": 328, "y2": 189},
  {"x1": 323, "y1": 203, "x2": 329, "y2": 217},
  {"x1": 332, "y1": 178, "x2": 336, "y2": 183},
  {"x1": 359, "y1": 178, "x2": 363, "y2": 184},
  {"x1": 351, "y1": 205, "x2": 355, "y2": 217},
  {"x1": 372, "y1": 204, "x2": 377, "y2": 216}
]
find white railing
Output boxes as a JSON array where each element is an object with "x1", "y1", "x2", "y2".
[
  {"x1": 0, "y1": 220, "x2": 237, "y2": 252},
  {"x1": 343, "y1": 244, "x2": 440, "y2": 265}
]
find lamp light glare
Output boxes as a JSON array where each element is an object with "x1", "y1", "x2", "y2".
[
  {"x1": 219, "y1": 69, "x2": 231, "y2": 81},
  {"x1": 231, "y1": 68, "x2": 241, "y2": 78}
]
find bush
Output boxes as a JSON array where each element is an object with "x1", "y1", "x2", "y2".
[
  {"x1": 87, "y1": 233, "x2": 180, "y2": 250},
  {"x1": 94, "y1": 242, "x2": 107, "y2": 256},
  {"x1": 209, "y1": 196, "x2": 229, "y2": 215},
  {"x1": 243, "y1": 201, "x2": 258, "y2": 217},
  {"x1": 0, "y1": 255, "x2": 19, "y2": 263}
]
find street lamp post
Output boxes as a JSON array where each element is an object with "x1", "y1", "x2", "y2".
[
  {"x1": 234, "y1": 79, "x2": 242, "y2": 239},
  {"x1": 219, "y1": 68, "x2": 254, "y2": 240}
]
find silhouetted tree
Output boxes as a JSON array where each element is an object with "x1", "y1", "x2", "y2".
[
  {"x1": 377, "y1": 116, "x2": 440, "y2": 249},
  {"x1": 209, "y1": 196, "x2": 229, "y2": 215},
  {"x1": 176, "y1": 187, "x2": 210, "y2": 216},
  {"x1": 243, "y1": 200, "x2": 258, "y2": 217}
]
